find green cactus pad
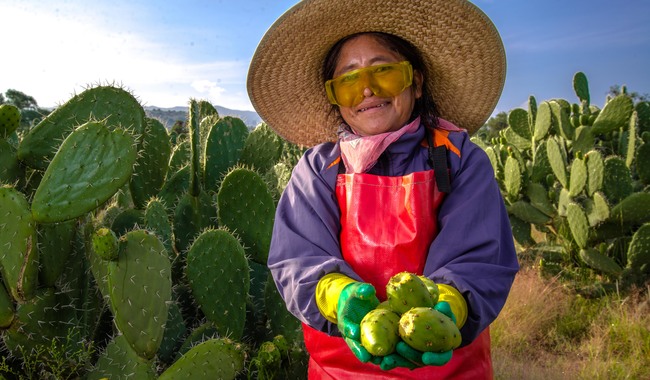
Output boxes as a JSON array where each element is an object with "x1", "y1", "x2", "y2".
[
  {"x1": 591, "y1": 95, "x2": 634, "y2": 135},
  {"x1": 264, "y1": 273, "x2": 302, "y2": 342},
  {"x1": 107, "y1": 230, "x2": 172, "y2": 359},
  {"x1": 609, "y1": 192, "x2": 650, "y2": 227},
  {"x1": 509, "y1": 215, "x2": 534, "y2": 247},
  {"x1": 568, "y1": 157, "x2": 587, "y2": 197},
  {"x1": 573, "y1": 72, "x2": 590, "y2": 106},
  {"x1": 158, "y1": 165, "x2": 190, "y2": 213},
  {"x1": 264, "y1": 162, "x2": 294, "y2": 202},
  {"x1": 0, "y1": 104, "x2": 21, "y2": 138},
  {"x1": 636, "y1": 142, "x2": 650, "y2": 184},
  {"x1": 0, "y1": 186, "x2": 38, "y2": 302},
  {"x1": 168, "y1": 141, "x2": 191, "y2": 177},
  {"x1": 0, "y1": 281, "x2": 15, "y2": 328},
  {"x1": 173, "y1": 190, "x2": 217, "y2": 254},
  {"x1": 579, "y1": 248, "x2": 622, "y2": 278},
  {"x1": 526, "y1": 183, "x2": 555, "y2": 217},
  {"x1": 31, "y1": 121, "x2": 137, "y2": 223},
  {"x1": 626, "y1": 223, "x2": 650, "y2": 274},
  {"x1": 636, "y1": 101, "x2": 650, "y2": 134},
  {"x1": 186, "y1": 229, "x2": 250, "y2": 340},
  {"x1": 566, "y1": 202, "x2": 589, "y2": 249},
  {"x1": 484, "y1": 147, "x2": 499, "y2": 177},
  {"x1": 546, "y1": 137, "x2": 568, "y2": 188},
  {"x1": 129, "y1": 118, "x2": 171, "y2": 209},
  {"x1": 158, "y1": 301, "x2": 188, "y2": 364},
  {"x1": 585, "y1": 150, "x2": 604, "y2": 197},
  {"x1": 504, "y1": 155, "x2": 522, "y2": 201},
  {"x1": 550, "y1": 101, "x2": 574, "y2": 141},
  {"x1": 144, "y1": 198, "x2": 174, "y2": 256},
  {"x1": 2, "y1": 288, "x2": 79, "y2": 361},
  {"x1": 602, "y1": 156, "x2": 633, "y2": 205},
  {"x1": 530, "y1": 140, "x2": 552, "y2": 183},
  {"x1": 17, "y1": 85, "x2": 145, "y2": 170},
  {"x1": 584, "y1": 192, "x2": 610, "y2": 227},
  {"x1": 203, "y1": 116, "x2": 249, "y2": 191},
  {"x1": 37, "y1": 219, "x2": 76, "y2": 287},
  {"x1": 217, "y1": 167, "x2": 275, "y2": 264},
  {"x1": 507, "y1": 200, "x2": 551, "y2": 225},
  {"x1": 88, "y1": 335, "x2": 156, "y2": 380},
  {"x1": 508, "y1": 108, "x2": 532, "y2": 140},
  {"x1": 158, "y1": 338, "x2": 245, "y2": 380},
  {"x1": 533, "y1": 101, "x2": 552, "y2": 141},
  {"x1": 239, "y1": 123, "x2": 284, "y2": 174},
  {"x1": 0, "y1": 139, "x2": 24, "y2": 185}
]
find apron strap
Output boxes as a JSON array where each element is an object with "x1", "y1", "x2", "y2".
[{"x1": 425, "y1": 126, "x2": 451, "y2": 193}]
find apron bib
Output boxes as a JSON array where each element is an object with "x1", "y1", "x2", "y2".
[{"x1": 303, "y1": 169, "x2": 493, "y2": 379}]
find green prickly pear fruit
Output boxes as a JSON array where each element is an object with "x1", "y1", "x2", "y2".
[
  {"x1": 417, "y1": 275, "x2": 440, "y2": 304},
  {"x1": 91, "y1": 227, "x2": 119, "y2": 260},
  {"x1": 360, "y1": 308, "x2": 401, "y2": 356},
  {"x1": 158, "y1": 338, "x2": 245, "y2": 380},
  {"x1": 398, "y1": 307, "x2": 461, "y2": 353},
  {"x1": 0, "y1": 104, "x2": 20, "y2": 138},
  {"x1": 31, "y1": 121, "x2": 137, "y2": 223},
  {"x1": 386, "y1": 272, "x2": 435, "y2": 315},
  {"x1": 252, "y1": 340, "x2": 282, "y2": 373}
]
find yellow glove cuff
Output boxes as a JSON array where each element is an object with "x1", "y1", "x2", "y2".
[
  {"x1": 437, "y1": 284, "x2": 468, "y2": 329},
  {"x1": 315, "y1": 273, "x2": 357, "y2": 324}
]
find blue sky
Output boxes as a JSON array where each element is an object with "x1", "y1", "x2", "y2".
[{"x1": 1, "y1": 0, "x2": 649, "y2": 118}]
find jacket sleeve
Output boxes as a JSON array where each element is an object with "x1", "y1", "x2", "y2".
[
  {"x1": 424, "y1": 132, "x2": 519, "y2": 345},
  {"x1": 267, "y1": 144, "x2": 360, "y2": 334}
]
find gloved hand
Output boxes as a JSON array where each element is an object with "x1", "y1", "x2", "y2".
[
  {"x1": 337, "y1": 282, "x2": 380, "y2": 340},
  {"x1": 315, "y1": 274, "x2": 381, "y2": 363},
  {"x1": 379, "y1": 301, "x2": 459, "y2": 370}
]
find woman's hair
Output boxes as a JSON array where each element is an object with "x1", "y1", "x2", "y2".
[{"x1": 322, "y1": 32, "x2": 439, "y2": 129}]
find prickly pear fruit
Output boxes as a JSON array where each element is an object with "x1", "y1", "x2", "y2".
[
  {"x1": 386, "y1": 272, "x2": 435, "y2": 315},
  {"x1": 418, "y1": 275, "x2": 440, "y2": 304},
  {"x1": 360, "y1": 308, "x2": 401, "y2": 356},
  {"x1": 91, "y1": 227, "x2": 119, "y2": 260},
  {"x1": 399, "y1": 307, "x2": 461, "y2": 353},
  {"x1": 0, "y1": 104, "x2": 20, "y2": 138}
]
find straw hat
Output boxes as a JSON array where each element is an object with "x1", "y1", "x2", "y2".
[{"x1": 247, "y1": 0, "x2": 506, "y2": 146}]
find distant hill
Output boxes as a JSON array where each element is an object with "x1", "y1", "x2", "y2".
[{"x1": 144, "y1": 105, "x2": 262, "y2": 130}]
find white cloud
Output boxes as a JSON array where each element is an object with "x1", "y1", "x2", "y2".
[{"x1": 0, "y1": 2, "x2": 255, "y2": 111}]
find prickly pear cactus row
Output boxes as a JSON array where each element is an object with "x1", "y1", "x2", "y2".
[
  {"x1": 0, "y1": 85, "x2": 307, "y2": 379},
  {"x1": 473, "y1": 72, "x2": 650, "y2": 296}
]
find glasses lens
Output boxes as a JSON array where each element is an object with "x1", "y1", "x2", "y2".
[{"x1": 325, "y1": 61, "x2": 412, "y2": 107}]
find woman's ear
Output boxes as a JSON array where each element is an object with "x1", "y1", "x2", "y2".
[{"x1": 413, "y1": 70, "x2": 424, "y2": 99}]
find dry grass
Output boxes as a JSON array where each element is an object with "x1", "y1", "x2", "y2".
[{"x1": 491, "y1": 266, "x2": 650, "y2": 380}]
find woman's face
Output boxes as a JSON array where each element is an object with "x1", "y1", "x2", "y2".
[{"x1": 333, "y1": 34, "x2": 422, "y2": 136}]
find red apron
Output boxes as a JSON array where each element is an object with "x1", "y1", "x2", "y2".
[{"x1": 303, "y1": 169, "x2": 493, "y2": 379}]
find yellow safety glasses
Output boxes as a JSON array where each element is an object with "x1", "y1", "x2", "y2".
[{"x1": 325, "y1": 61, "x2": 413, "y2": 107}]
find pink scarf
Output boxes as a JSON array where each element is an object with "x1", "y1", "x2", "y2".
[
  {"x1": 337, "y1": 117, "x2": 465, "y2": 173},
  {"x1": 337, "y1": 117, "x2": 421, "y2": 173}
]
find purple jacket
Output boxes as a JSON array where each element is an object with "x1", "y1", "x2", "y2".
[{"x1": 267, "y1": 123, "x2": 519, "y2": 345}]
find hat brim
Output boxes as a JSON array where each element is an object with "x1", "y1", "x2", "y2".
[{"x1": 247, "y1": 0, "x2": 506, "y2": 146}]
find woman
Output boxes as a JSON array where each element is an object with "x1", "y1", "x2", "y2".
[{"x1": 247, "y1": 0, "x2": 519, "y2": 378}]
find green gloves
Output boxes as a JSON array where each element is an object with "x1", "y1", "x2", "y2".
[{"x1": 337, "y1": 282, "x2": 380, "y2": 362}]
